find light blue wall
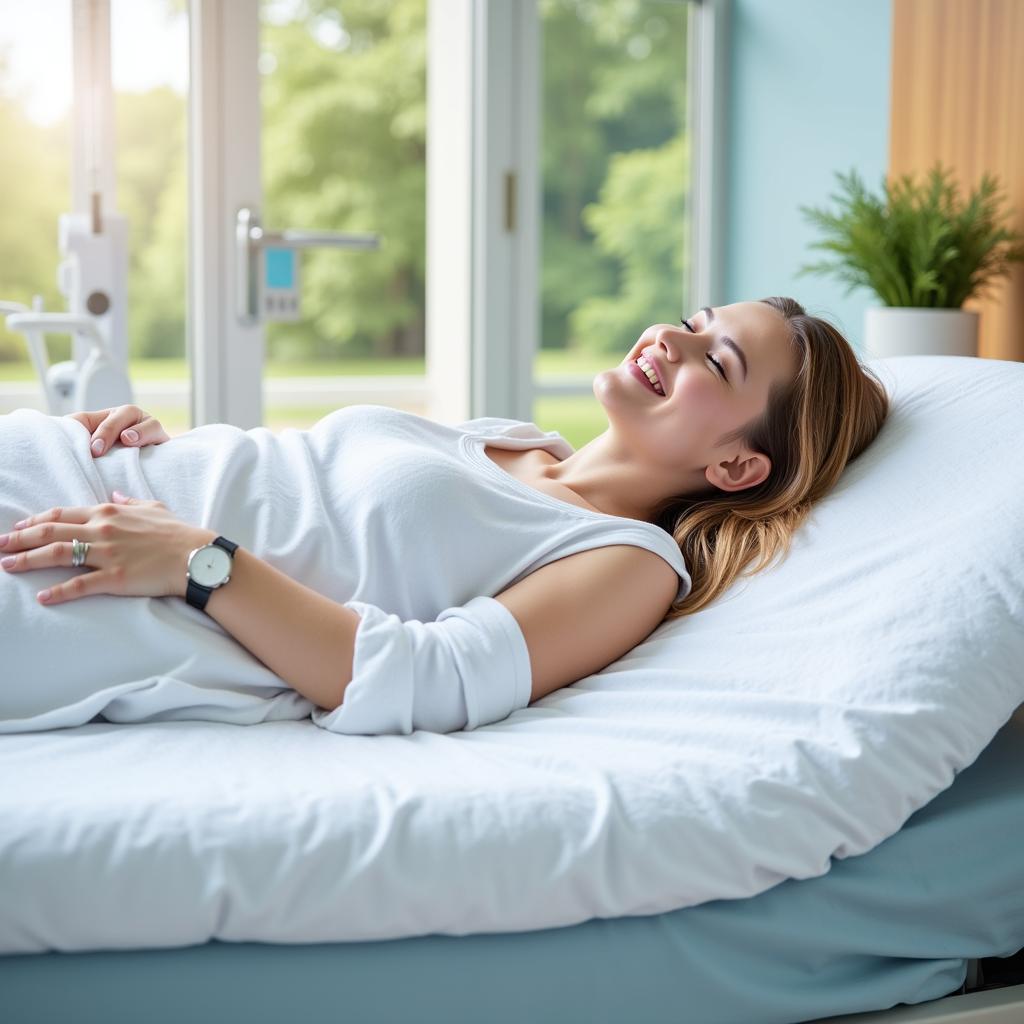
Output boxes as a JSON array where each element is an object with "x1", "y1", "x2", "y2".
[{"x1": 723, "y1": 0, "x2": 892, "y2": 353}]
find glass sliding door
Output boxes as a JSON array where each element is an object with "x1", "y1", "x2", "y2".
[
  {"x1": 534, "y1": 0, "x2": 693, "y2": 448},
  {"x1": 259, "y1": 0, "x2": 427, "y2": 432}
]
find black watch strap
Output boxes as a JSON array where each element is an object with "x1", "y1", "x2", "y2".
[{"x1": 186, "y1": 536, "x2": 239, "y2": 612}]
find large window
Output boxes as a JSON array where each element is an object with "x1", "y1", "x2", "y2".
[{"x1": 1, "y1": 0, "x2": 699, "y2": 444}]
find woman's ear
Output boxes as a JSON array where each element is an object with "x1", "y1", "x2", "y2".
[{"x1": 705, "y1": 451, "x2": 771, "y2": 492}]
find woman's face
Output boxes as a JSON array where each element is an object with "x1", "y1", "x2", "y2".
[{"x1": 593, "y1": 301, "x2": 800, "y2": 495}]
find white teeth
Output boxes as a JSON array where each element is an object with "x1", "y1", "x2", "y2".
[{"x1": 637, "y1": 356, "x2": 664, "y2": 394}]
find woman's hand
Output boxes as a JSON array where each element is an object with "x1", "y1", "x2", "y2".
[
  {"x1": 0, "y1": 492, "x2": 215, "y2": 605},
  {"x1": 65, "y1": 405, "x2": 171, "y2": 458}
]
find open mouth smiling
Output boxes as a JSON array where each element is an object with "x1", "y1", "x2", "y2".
[{"x1": 632, "y1": 354, "x2": 665, "y2": 396}]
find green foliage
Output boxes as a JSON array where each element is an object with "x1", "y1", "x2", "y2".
[
  {"x1": 0, "y1": 51, "x2": 71, "y2": 363},
  {"x1": 540, "y1": 0, "x2": 690, "y2": 352},
  {"x1": 262, "y1": 0, "x2": 427, "y2": 360},
  {"x1": 797, "y1": 163, "x2": 1024, "y2": 308},
  {"x1": 573, "y1": 134, "x2": 689, "y2": 352}
]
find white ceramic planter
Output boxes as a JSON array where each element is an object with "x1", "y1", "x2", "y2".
[{"x1": 863, "y1": 307, "x2": 979, "y2": 359}]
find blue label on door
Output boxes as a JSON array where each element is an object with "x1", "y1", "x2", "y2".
[{"x1": 265, "y1": 248, "x2": 296, "y2": 289}]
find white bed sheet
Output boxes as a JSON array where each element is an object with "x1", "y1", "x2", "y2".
[
  {"x1": 2, "y1": 355, "x2": 1022, "y2": 956},
  {"x1": 4, "y1": 714, "x2": 736, "y2": 953}
]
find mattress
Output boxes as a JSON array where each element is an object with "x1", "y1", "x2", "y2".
[{"x1": 2, "y1": 711, "x2": 1022, "y2": 1024}]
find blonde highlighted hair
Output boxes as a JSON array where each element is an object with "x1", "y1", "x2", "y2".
[{"x1": 654, "y1": 296, "x2": 891, "y2": 620}]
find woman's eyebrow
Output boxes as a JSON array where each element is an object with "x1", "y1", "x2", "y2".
[{"x1": 701, "y1": 306, "x2": 748, "y2": 382}]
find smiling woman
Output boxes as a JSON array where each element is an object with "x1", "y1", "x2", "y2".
[
  {"x1": 541, "y1": 295, "x2": 892, "y2": 618},
  {"x1": 0, "y1": 294, "x2": 887, "y2": 740},
  {"x1": 657, "y1": 295, "x2": 890, "y2": 617}
]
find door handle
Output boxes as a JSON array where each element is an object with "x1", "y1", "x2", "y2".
[{"x1": 235, "y1": 206, "x2": 381, "y2": 325}]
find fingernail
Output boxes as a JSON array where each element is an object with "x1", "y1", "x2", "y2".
[
  {"x1": 123, "y1": 429, "x2": 138, "y2": 443},
  {"x1": 38, "y1": 589, "x2": 51, "y2": 602},
  {"x1": 0, "y1": 534, "x2": 7, "y2": 546},
  {"x1": 2, "y1": 556, "x2": 14, "y2": 568},
  {"x1": 13, "y1": 520, "x2": 27, "y2": 529},
  {"x1": 91, "y1": 438, "x2": 105, "y2": 455}
]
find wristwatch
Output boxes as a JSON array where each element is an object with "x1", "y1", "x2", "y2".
[{"x1": 186, "y1": 536, "x2": 239, "y2": 611}]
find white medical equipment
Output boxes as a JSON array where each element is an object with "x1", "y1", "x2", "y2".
[
  {"x1": 2, "y1": 303, "x2": 134, "y2": 416},
  {"x1": 0, "y1": 0, "x2": 129, "y2": 417},
  {"x1": 2, "y1": 186, "x2": 134, "y2": 416}
]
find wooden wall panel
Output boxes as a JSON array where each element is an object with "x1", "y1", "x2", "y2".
[{"x1": 890, "y1": 0, "x2": 1024, "y2": 360}]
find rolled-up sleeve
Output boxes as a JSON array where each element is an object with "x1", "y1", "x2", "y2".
[{"x1": 310, "y1": 595, "x2": 533, "y2": 736}]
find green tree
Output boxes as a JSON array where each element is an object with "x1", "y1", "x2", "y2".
[
  {"x1": 539, "y1": 0, "x2": 690, "y2": 354},
  {"x1": 262, "y1": 0, "x2": 427, "y2": 360},
  {"x1": 574, "y1": 133, "x2": 689, "y2": 353}
]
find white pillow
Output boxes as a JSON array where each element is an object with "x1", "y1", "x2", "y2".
[{"x1": 556, "y1": 354, "x2": 1024, "y2": 893}]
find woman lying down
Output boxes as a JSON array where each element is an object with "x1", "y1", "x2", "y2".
[{"x1": 0, "y1": 297, "x2": 889, "y2": 736}]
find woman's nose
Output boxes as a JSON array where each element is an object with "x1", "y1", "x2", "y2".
[{"x1": 653, "y1": 326, "x2": 681, "y2": 359}]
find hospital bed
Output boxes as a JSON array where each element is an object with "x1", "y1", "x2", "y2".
[
  {"x1": 2, "y1": 354, "x2": 1023, "y2": 1024},
  {"x1": 0, "y1": 708, "x2": 1020, "y2": 1024}
]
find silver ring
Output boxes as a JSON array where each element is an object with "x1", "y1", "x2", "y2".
[{"x1": 71, "y1": 538, "x2": 90, "y2": 568}]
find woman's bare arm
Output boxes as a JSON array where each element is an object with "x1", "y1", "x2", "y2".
[
  {"x1": 493, "y1": 544, "x2": 678, "y2": 702},
  {"x1": 188, "y1": 531, "x2": 360, "y2": 711},
  {"x1": 196, "y1": 539, "x2": 676, "y2": 715}
]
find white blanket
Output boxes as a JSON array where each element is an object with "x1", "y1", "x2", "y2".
[{"x1": 1, "y1": 355, "x2": 1022, "y2": 955}]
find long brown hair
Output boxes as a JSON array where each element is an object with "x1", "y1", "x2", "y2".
[{"x1": 653, "y1": 296, "x2": 891, "y2": 619}]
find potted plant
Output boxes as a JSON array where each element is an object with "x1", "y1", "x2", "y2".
[{"x1": 796, "y1": 162, "x2": 1024, "y2": 358}]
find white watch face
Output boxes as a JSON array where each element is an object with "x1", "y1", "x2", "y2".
[{"x1": 190, "y1": 544, "x2": 231, "y2": 587}]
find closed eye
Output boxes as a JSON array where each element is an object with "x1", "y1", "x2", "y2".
[{"x1": 681, "y1": 318, "x2": 727, "y2": 380}]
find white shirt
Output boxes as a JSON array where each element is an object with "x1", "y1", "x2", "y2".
[{"x1": 0, "y1": 405, "x2": 690, "y2": 736}]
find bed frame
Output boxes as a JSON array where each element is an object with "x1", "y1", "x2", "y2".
[
  {"x1": 809, "y1": 976, "x2": 1024, "y2": 1023},
  {"x1": 812, "y1": 714, "x2": 1024, "y2": 1023},
  {"x1": 3, "y1": 950, "x2": 1021, "y2": 1024}
]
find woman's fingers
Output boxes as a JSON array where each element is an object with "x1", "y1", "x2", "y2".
[
  {"x1": 5, "y1": 505, "x2": 95, "y2": 532},
  {"x1": 89, "y1": 406, "x2": 145, "y2": 456},
  {"x1": 1, "y1": 537, "x2": 90, "y2": 573},
  {"x1": 2, "y1": 508, "x2": 94, "y2": 566},
  {"x1": 116, "y1": 413, "x2": 171, "y2": 452},
  {"x1": 0, "y1": 512, "x2": 111, "y2": 604},
  {"x1": 0, "y1": 538, "x2": 112, "y2": 604},
  {"x1": 65, "y1": 409, "x2": 110, "y2": 435},
  {"x1": 0, "y1": 515, "x2": 97, "y2": 591},
  {"x1": 73, "y1": 405, "x2": 170, "y2": 457}
]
